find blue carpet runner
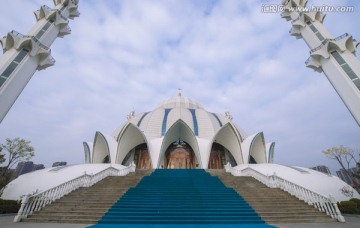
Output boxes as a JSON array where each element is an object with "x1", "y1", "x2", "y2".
[{"x1": 88, "y1": 169, "x2": 276, "y2": 228}]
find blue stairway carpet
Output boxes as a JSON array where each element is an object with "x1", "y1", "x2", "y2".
[{"x1": 88, "y1": 169, "x2": 277, "y2": 228}]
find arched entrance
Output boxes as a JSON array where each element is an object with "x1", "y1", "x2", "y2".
[
  {"x1": 121, "y1": 143, "x2": 152, "y2": 170},
  {"x1": 208, "y1": 143, "x2": 237, "y2": 169},
  {"x1": 164, "y1": 140, "x2": 196, "y2": 169}
]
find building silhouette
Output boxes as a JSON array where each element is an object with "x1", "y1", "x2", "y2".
[
  {"x1": 310, "y1": 165, "x2": 331, "y2": 175},
  {"x1": 11, "y1": 161, "x2": 45, "y2": 180},
  {"x1": 336, "y1": 167, "x2": 360, "y2": 186}
]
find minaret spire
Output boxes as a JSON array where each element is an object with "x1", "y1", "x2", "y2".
[
  {"x1": 0, "y1": 0, "x2": 80, "y2": 123},
  {"x1": 281, "y1": 0, "x2": 360, "y2": 127}
]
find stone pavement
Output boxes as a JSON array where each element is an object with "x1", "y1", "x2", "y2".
[{"x1": 1, "y1": 214, "x2": 360, "y2": 228}]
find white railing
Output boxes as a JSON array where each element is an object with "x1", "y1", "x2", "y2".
[
  {"x1": 225, "y1": 163, "x2": 345, "y2": 222},
  {"x1": 14, "y1": 163, "x2": 136, "y2": 222}
]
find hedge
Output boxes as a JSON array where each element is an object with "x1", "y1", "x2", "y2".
[
  {"x1": 338, "y1": 198, "x2": 360, "y2": 214},
  {"x1": 0, "y1": 199, "x2": 21, "y2": 214}
]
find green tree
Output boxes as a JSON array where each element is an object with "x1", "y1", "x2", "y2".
[
  {"x1": 322, "y1": 145, "x2": 359, "y2": 184},
  {"x1": 0, "y1": 138, "x2": 35, "y2": 191}
]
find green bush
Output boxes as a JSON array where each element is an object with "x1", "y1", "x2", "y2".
[
  {"x1": 338, "y1": 199, "x2": 360, "y2": 214},
  {"x1": 0, "y1": 199, "x2": 20, "y2": 214}
]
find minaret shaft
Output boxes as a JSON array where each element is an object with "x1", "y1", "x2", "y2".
[
  {"x1": 282, "y1": 0, "x2": 360, "y2": 126},
  {"x1": 0, "y1": 0, "x2": 80, "y2": 123}
]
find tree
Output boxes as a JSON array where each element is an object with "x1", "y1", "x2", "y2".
[
  {"x1": 322, "y1": 145, "x2": 359, "y2": 184},
  {"x1": 0, "y1": 138, "x2": 35, "y2": 189},
  {"x1": 355, "y1": 162, "x2": 360, "y2": 180},
  {"x1": 0, "y1": 147, "x2": 5, "y2": 164}
]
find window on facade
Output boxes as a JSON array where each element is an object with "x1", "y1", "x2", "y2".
[
  {"x1": 0, "y1": 49, "x2": 29, "y2": 88},
  {"x1": 35, "y1": 21, "x2": 52, "y2": 39},
  {"x1": 188, "y1": 109, "x2": 198, "y2": 136},
  {"x1": 331, "y1": 50, "x2": 360, "y2": 90},
  {"x1": 306, "y1": 21, "x2": 325, "y2": 41}
]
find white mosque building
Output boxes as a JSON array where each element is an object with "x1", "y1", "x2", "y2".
[
  {"x1": 83, "y1": 91, "x2": 275, "y2": 170},
  {"x1": 2, "y1": 94, "x2": 360, "y2": 209}
]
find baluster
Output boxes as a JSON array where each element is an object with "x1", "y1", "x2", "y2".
[
  {"x1": 312, "y1": 192, "x2": 320, "y2": 210},
  {"x1": 318, "y1": 196, "x2": 327, "y2": 213},
  {"x1": 296, "y1": 185, "x2": 302, "y2": 200},
  {"x1": 303, "y1": 189, "x2": 311, "y2": 205},
  {"x1": 48, "y1": 188, "x2": 55, "y2": 204},
  {"x1": 293, "y1": 184, "x2": 299, "y2": 199},
  {"x1": 324, "y1": 200, "x2": 335, "y2": 219},
  {"x1": 305, "y1": 189, "x2": 312, "y2": 204},
  {"x1": 297, "y1": 185, "x2": 304, "y2": 201},
  {"x1": 329, "y1": 195, "x2": 345, "y2": 222},
  {"x1": 283, "y1": 180, "x2": 289, "y2": 193},
  {"x1": 290, "y1": 182, "x2": 296, "y2": 196},
  {"x1": 35, "y1": 194, "x2": 44, "y2": 212},
  {"x1": 43, "y1": 190, "x2": 50, "y2": 206},
  {"x1": 14, "y1": 195, "x2": 30, "y2": 222},
  {"x1": 29, "y1": 197, "x2": 38, "y2": 213},
  {"x1": 313, "y1": 194, "x2": 321, "y2": 211},
  {"x1": 52, "y1": 187, "x2": 58, "y2": 202}
]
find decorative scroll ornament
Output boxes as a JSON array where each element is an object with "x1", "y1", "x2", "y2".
[{"x1": 340, "y1": 185, "x2": 354, "y2": 198}]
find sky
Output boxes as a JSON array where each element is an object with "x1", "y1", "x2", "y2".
[{"x1": 0, "y1": 0, "x2": 359, "y2": 174}]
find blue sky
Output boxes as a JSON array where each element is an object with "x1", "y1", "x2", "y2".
[{"x1": 0, "y1": 0, "x2": 359, "y2": 173}]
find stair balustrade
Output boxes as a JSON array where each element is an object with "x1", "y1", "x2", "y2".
[
  {"x1": 225, "y1": 163, "x2": 345, "y2": 222},
  {"x1": 14, "y1": 163, "x2": 136, "y2": 222}
]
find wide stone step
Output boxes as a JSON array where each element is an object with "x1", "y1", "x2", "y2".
[
  {"x1": 53, "y1": 201, "x2": 117, "y2": 205},
  {"x1": 267, "y1": 218, "x2": 335, "y2": 224},
  {"x1": 23, "y1": 218, "x2": 98, "y2": 224},
  {"x1": 20, "y1": 172, "x2": 149, "y2": 224},
  {"x1": 28, "y1": 214, "x2": 103, "y2": 220},
  {"x1": 99, "y1": 219, "x2": 265, "y2": 225},
  {"x1": 97, "y1": 169, "x2": 266, "y2": 226},
  {"x1": 40, "y1": 207, "x2": 111, "y2": 212},
  {"x1": 210, "y1": 172, "x2": 335, "y2": 225}
]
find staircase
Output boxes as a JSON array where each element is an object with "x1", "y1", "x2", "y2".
[
  {"x1": 23, "y1": 170, "x2": 151, "y2": 224},
  {"x1": 208, "y1": 169, "x2": 335, "y2": 224},
  {"x1": 93, "y1": 169, "x2": 274, "y2": 227}
]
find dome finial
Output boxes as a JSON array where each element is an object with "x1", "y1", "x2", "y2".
[{"x1": 178, "y1": 88, "x2": 182, "y2": 97}]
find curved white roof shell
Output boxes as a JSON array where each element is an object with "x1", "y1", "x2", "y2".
[
  {"x1": 86, "y1": 95, "x2": 274, "y2": 168},
  {"x1": 2, "y1": 164, "x2": 126, "y2": 200}
]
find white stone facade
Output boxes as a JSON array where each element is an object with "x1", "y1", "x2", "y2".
[{"x1": 84, "y1": 95, "x2": 275, "y2": 169}]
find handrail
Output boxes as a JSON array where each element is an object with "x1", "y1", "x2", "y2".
[
  {"x1": 225, "y1": 163, "x2": 345, "y2": 222},
  {"x1": 14, "y1": 163, "x2": 136, "y2": 222}
]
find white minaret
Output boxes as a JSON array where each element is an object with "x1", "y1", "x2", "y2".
[
  {"x1": 281, "y1": 0, "x2": 360, "y2": 127},
  {"x1": 0, "y1": 0, "x2": 80, "y2": 123}
]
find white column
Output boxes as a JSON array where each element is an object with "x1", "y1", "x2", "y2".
[
  {"x1": 0, "y1": 0, "x2": 80, "y2": 123},
  {"x1": 281, "y1": 0, "x2": 360, "y2": 126}
]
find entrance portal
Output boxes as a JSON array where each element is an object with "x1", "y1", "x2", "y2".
[
  {"x1": 164, "y1": 141, "x2": 195, "y2": 169},
  {"x1": 121, "y1": 143, "x2": 152, "y2": 170},
  {"x1": 208, "y1": 143, "x2": 237, "y2": 169}
]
